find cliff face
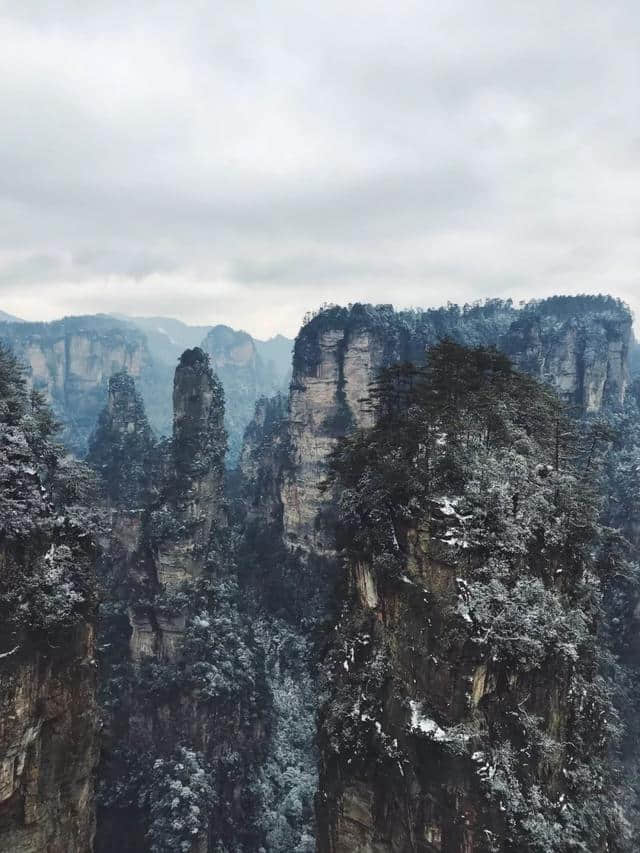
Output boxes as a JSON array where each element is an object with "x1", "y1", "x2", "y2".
[
  {"x1": 0, "y1": 344, "x2": 99, "y2": 853},
  {"x1": 316, "y1": 343, "x2": 619, "y2": 852},
  {"x1": 238, "y1": 393, "x2": 288, "y2": 530},
  {"x1": 283, "y1": 314, "x2": 394, "y2": 553},
  {"x1": 0, "y1": 627, "x2": 97, "y2": 853},
  {"x1": 93, "y1": 349, "x2": 265, "y2": 853},
  {"x1": 0, "y1": 313, "x2": 294, "y2": 463},
  {"x1": 503, "y1": 298, "x2": 632, "y2": 412},
  {"x1": 0, "y1": 316, "x2": 152, "y2": 455},
  {"x1": 155, "y1": 349, "x2": 226, "y2": 592},
  {"x1": 94, "y1": 347, "x2": 225, "y2": 676},
  {"x1": 248, "y1": 296, "x2": 633, "y2": 852},
  {"x1": 202, "y1": 325, "x2": 290, "y2": 465},
  {"x1": 281, "y1": 297, "x2": 633, "y2": 555}
]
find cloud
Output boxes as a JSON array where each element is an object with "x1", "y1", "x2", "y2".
[{"x1": 0, "y1": 0, "x2": 639, "y2": 335}]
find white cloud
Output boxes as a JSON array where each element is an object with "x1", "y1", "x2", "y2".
[{"x1": 0, "y1": 0, "x2": 639, "y2": 335}]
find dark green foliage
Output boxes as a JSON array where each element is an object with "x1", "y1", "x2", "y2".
[
  {"x1": 0, "y1": 342, "x2": 27, "y2": 425},
  {"x1": 595, "y1": 380, "x2": 640, "y2": 847},
  {"x1": 143, "y1": 747, "x2": 216, "y2": 853},
  {"x1": 523, "y1": 294, "x2": 632, "y2": 323},
  {"x1": 0, "y1": 342, "x2": 98, "y2": 639},
  {"x1": 324, "y1": 340, "x2": 621, "y2": 851},
  {"x1": 88, "y1": 371, "x2": 154, "y2": 507},
  {"x1": 173, "y1": 348, "x2": 227, "y2": 478},
  {"x1": 253, "y1": 623, "x2": 317, "y2": 853}
]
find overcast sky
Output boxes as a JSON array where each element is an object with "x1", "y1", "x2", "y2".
[{"x1": 1, "y1": 1, "x2": 639, "y2": 338}]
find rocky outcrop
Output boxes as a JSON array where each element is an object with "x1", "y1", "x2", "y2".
[
  {"x1": 92, "y1": 348, "x2": 225, "y2": 669},
  {"x1": 94, "y1": 348, "x2": 265, "y2": 853},
  {"x1": 202, "y1": 325, "x2": 290, "y2": 465},
  {"x1": 0, "y1": 628, "x2": 98, "y2": 853},
  {"x1": 0, "y1": 342, "x2": 99, "y2": 853},
  {"x1": 502, "y1": 297, "x2": 632, "y2": 412},
  {"x1": 0, "y1": 313, "x2": 294, "y2": 462},
  {"x1": 280, "y1": 297, "x2": 633, "y2": 555},
  {"x1": 315, "y1": 342, "x2": 619, "y2": 852},
  {"x1": 239, "y1": 393, "x2": 288, "y2": 529},
  {"x1": 156, "y1": 348, "x2": 226, "y2": 590},
  {"x1": 283, "y1": 324, "x2": 386, "y2": 552},
  {"x1": 0, "y1": 316, "x2": 152, "y2": 455}
]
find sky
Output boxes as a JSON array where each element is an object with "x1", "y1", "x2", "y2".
[{"x1": 1, "y1": 1, "x2": 639, "y2": 338}]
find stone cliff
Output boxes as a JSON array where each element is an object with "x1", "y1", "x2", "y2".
[
  {"x1": 0, "y1": 316, "x2": 152, "y2": 456},
  {"x1": 503, "y1": 296, "x2": 631, "y2": 412},
  {"x1": 92, "y1": 348, "x2": 265, "y2": 853},
  {"x1": 202, "y1": 325, "x2": 290, "y2": 465},
  {"x1": 0, "y1": 343, "x2": 99, "y2": 853},
  {"x1": 280, "y1": 297, "x2": 632, "y2": 556},
  {"x1": 316, "y1": 342, "x2": 620, "y2": 852},
  {"x1": 239, "y1": 295, "x2": 633, "y2": 852},
  {"x1": 0, "y1": 626, "x2": 98, "y2": 853}
]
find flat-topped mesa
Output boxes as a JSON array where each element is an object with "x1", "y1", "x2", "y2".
[
  {"x1": 281, "y1": 297, "x2": 634, "y2": 554},
  {"x1": 502, "y1": 295, "x2": 633, "y2": 412},
  {"x1": 157, "y1": 347, "x2": 227, "y2": 588}
]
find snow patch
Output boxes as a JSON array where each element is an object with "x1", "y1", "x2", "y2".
[{"x1": 409, "y1": 700, "x2": 447, "y2": 740}]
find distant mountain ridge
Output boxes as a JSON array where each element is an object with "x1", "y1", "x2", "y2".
[
  {"x1": 0, "y1": 310, "x2": 293, "y2": 461},
  {"x1": 0, "y1": 309, "x2": 24, "y2": 323},
  {"x1": 118, "y1": 315, "x2": 293, "y2": 462}
]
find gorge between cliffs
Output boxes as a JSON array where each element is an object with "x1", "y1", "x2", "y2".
[{"x1": 2, "y1": 294, "x2": 640, "y2": 853}]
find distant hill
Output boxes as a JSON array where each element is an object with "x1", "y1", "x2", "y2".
[
  {"x1": 201, "y1": 325, "x2": 292, "y2": 463},
  {"x1": 0, "y1": 309, "x2": 24, "y2": 323},
  {"x1": 0, "y1": 311, "x2": 293, "y2": 462},
  {"x1": 112, "y1": 314, "x2": 212, "y2": 365}
]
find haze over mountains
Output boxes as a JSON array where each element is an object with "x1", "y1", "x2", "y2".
[
  {"x1": 0, "y1": 311, "x2": 292, "y2": 462},
  {"x1": 2, "y1": 293, "x2": 640, "y2": 853}
]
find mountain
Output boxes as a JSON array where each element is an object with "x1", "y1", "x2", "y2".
[
  {"x1": 201, "y1": 325, "x2": 291, "y2": 463},
  {"x1": 249, "y1": 294, "x2": 636, "y2": 852},
  {"x1": 89, "y1": 350, "x2": 267, "y2": 853},
  {"x1": 0, "y1": 309, "x2": 24, "y2": 323},
  {"x1": 0, "y1": 314, "x2": 155, "y2": 455},
  {"x1": 2, "y1": 293, "x2": 639, "y2": 853},
  {"x1": 114, "y1": 315, "x2": 293, "y2": 463},
  {"x1": 254, "y1": 333, "x2": 294, "y2": 385},
  {"x1": 0, "y1": 343, "x2": 99, "y2": 851},
  {"x1": 317, "y1": 343, "x2": 617, "y2": 850},
  {"x1": 111, "y1": 314, "x2": 212, "y2": 365},
  {"x1": 0, "y1": 312, "x2": 293, "y2": 463}
]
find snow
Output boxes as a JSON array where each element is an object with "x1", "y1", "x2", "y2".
[
  {"x1": 0, "y1": 645, "x2": 19, "y2": 659},
  {"x1": 409, "y1": 700, "x2": 447, "y2": 740},
  {"x1": 439, "y1": 497, "x2": 458, "y2": 516},
  {"x1": 457, "y1": 603, "x2": 473, "y2": 624},
  {"x1": 441, "y1": 535, "x2": 471, "y2": 549}
]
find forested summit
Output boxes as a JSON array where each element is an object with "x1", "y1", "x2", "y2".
[{"x1": 319, "y1": 340, "x2": 625, "y2": 852}]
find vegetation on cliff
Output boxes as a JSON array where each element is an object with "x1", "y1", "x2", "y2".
[
  {"x1": 0, "y1": 342, "x2": 99, "y2": 637},
  {"x1": 322, "y1": 340, "x2": 623, "y2": 851}
]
